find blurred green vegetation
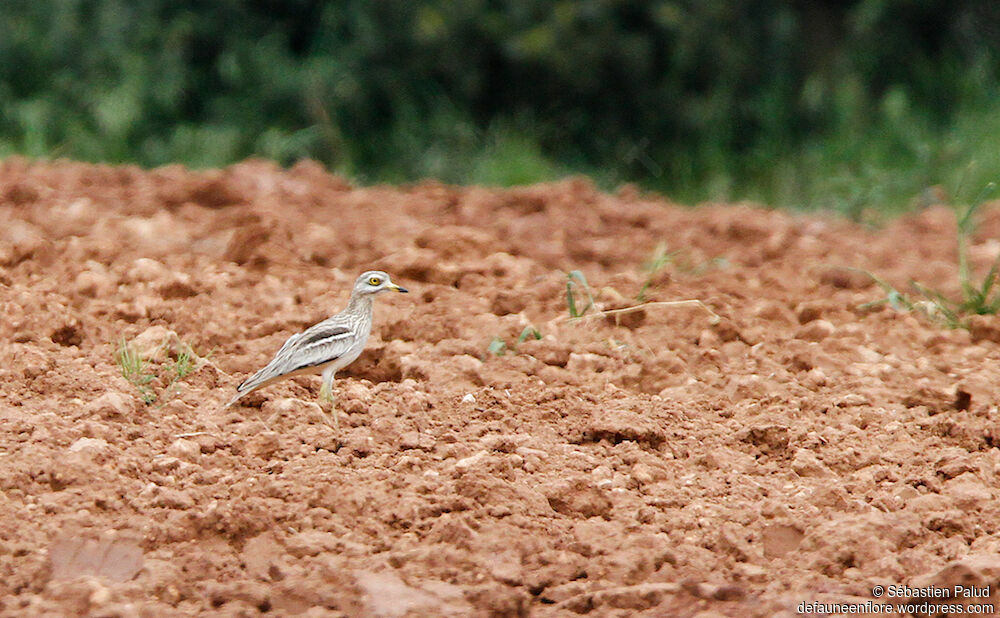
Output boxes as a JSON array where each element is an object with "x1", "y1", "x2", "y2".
[{"x1": 1, "y1": 1, "x2": 998, "y2": 214}]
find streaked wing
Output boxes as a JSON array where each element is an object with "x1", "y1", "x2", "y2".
[
  {"x1": 285, "y1": 326, "x2": 354, "y2": 371},
  {"x1": 235, "y1": 320, "x2": 357, "y2": 394}
]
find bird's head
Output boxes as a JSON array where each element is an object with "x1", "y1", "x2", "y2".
[{"x1": 354, "y1": 270, "x2": 408, "y2": 296}]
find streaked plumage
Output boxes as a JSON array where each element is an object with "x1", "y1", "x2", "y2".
[{"x1": 226, "y1": 270, "x2": 408, "y2": 409}]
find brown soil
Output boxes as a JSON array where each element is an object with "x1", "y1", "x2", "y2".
[{"x1": 2, "y1": 158, "x2": 1000, "y2": 617}]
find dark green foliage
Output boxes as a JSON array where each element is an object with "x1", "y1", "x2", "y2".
[{"x1": 1, "y1": 1, "x2": 998, "y2": 211}]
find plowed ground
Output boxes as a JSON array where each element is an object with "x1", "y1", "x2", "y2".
[{"x1": 3, "y1": 158, "x2": 1000, "y2": 616}]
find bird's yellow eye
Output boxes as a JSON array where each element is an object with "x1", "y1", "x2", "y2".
[{"x1": 368, "y1": 277, "x2": 382, "y2": 286}]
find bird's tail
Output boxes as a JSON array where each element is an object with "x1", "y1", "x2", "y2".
[
  {"x1": 224, "y1": 368, "x2": 283, "y2": 408},
  {"x1": 224, "y1": 389, "x2": 247, "y2": 408}
]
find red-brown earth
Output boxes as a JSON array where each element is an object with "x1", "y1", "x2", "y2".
[{"x1": 2, "y1": 158, "x2": 1000, "y2": 616}]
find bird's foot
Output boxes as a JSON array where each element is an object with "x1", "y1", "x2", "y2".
[{"x1": 318, "y1": 384, "x2": 339, "y2": 430}]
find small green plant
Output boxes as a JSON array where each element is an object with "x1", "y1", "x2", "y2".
[
  {"x1": 159, "y1": 344, "x2": 198, "y2": 402},
  {"x1": 172, "y1": 347, "x2": 196, "y2": 380},
  {"x1": 517, "y1": 326, "x2": 542, "y2": 344},
  {"x1": 859, "y1": 181, "x2": 1000, "y2": 328},
  {"x1": 486, "y1": 327, "x2": 541, "y2": 359},
  {"x1": 113, "y1": 338, "x2": 203, "y2": 405},
  {"x1": 637, "y1": 242, "x2": 678, "y2": 302},
  {"x1": 566, "y1": 270, "x2": 596, "y2": 318},
  {"x1": 114, "y1": 338, "x2": 156, "y2": 405},
  {"x1": 486, "y1": 337, "x2": 507, "y2": 356}
]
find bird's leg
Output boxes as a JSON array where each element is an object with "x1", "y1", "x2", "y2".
[{"x1": 319, "y1": 370, "x2": 339, "y2": 429}]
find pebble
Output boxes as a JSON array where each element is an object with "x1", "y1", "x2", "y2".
[
  {"x1": 399, "y1": 431, "x2": 435, "y2": 451},
  {"x1": 454, "y1": 450, "x2": 490, "y2": 470},
  {"x1": 795, "y1": 319, "x2": 836, "y2": 342},
  {"x1": 630, "y1": 462, "x2": 660, "y2": 485},
  {"x1": 791, "y1": 448, "x2": 832, "y2": 478},
  {"x1": 167, "y1": 439, "x2": 201, "y2": 462},
  {"x1": 84, "y1": 392, "x2": 135, "y2": 419},
  {"x1": 130, "y1": 325, "x2": 181, "y2": 362},
  {"x1": 127, "y1": 258, "x2": 170, "y2": 282},
  {"x1": 68, "y1": 437, "x2": 110, "y2": 456}
]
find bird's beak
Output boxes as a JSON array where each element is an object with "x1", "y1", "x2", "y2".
[{"x1": 390, "y1": 283, "x2": 409, "y2": 293}]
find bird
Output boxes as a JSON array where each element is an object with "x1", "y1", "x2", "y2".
[{"x1": 225, "y1": 270, "x2": 408, "y2": 424}]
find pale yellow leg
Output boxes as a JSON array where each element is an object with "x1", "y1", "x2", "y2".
[{"x1": 319, "y1": 370, "x2": 338, "y2": 429}]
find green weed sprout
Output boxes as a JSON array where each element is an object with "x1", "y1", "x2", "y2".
[
  {"x1": 566, "y1": 270, "x2": 596, "y2": 318},
  {"x1": 858, "y1": 181, "x2": 1000, "y2": 328},
  {"x1": 517, "y1": 326, "x2": 542, "y2": 344},
  {"x1": 637, "y1": 242, "x2": 678, "y2": 302},
  {"x1": 114, "y1": 338, "x2": 156, "y2": 405},
  {"x1": 487, "y1": 337, "x2": 507, "y2": 356}
]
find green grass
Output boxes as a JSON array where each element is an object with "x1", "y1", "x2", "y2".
[
  {"x1": 859, "y1": 182, "x2": 1000, "y2": 328},
  {"x1": 486, "y1": 337, "x2": 507, "y2": 357},
  {"x1": 113, "y1": 338, "x2": 201, "y2": 405},
  {"x1": 637, "y1": 242, "x2": 677, "y2": 303},
  {"x1": 517, "y1": 326, "x2": 542, "y2": 344},
  {"x1": 565, "y1": 270, "x2": 596, "y2": 319},
  {"x1": 486, "y1": 326, "x2": 542, "y2": 358},
  {"x1": 114, "y1": 338, "x2": 156, "y2": 405}
]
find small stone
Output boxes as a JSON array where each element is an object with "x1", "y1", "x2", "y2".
[
  {"x1": 968, "y1": 315, "x2": 1000, "y2": 344},
  {"x1": 84, "y1": 392, "x2": 135, "y2": 419},
  {"x1": 819, "y1": 266, "x2": 873, "y2": 290},
  {"x1": 152, "y1": 488, "x2": 195, "y2": 510},
  {"x1": 630, "y1": 463, "x2": 659, "y2": 485},
  {"x1": 88, "y1": 582, "x2": 112, "y2": 606},
  {"x1": 697, "y1": 329, "x2": 721, "y2": 349},
  {"x1": 0, "y1": 220, "x2": 45, "y2": 266},
  {"x1": 285, "y1": 530, "x2": 339, "y2": 558},
  {"x1": 943, "y1": 473, "x2": 993, "y2": 509},
  {"x1": 735, "y1": 563, "x2": 767, "y2": 582},
  {"x1": 791, "y1": 448, "x2": 831, "y2": 478},
  {"x1": 248, "y1": 432, "x2": 282, "y2": 459},
  {"x1": 74, "y1": 270, "x2": 115, "y2": 298},
  {"x1": 151, "y1": 457, "x2": 182, "y2": 473},
  {"x1": 461, "y1": 393, "x2": 476, "y2": 404},
  {"x1": 795, "y1": 319, "x2": 835, "y2": 342},
  {"x1": 127, "y1": 258, "x2": 171, "y2": 282},
  {"x1": 739, "y1": 424, "x2": 790, "y2": 453},
  {"x1": 341, "y1": 381, "x2": 371, "y2": 400},
  {"x1": 804, "y1": 367, "x2": 827, "y2": 387},
  {"x1": 794, "y1": 301, "x2": 824, "y2": 324},
  {"x1": 130, "y1": 325, "x2": 181, "y2": 362},
  {"x1": 835, "y1": 393, "x2": 869, "y2": 407},
  {"x1": 761, "y1": 523, "x2": 804, "y2": 559},
  {"x1": 518, "y1": 339, "x2": 572, "y2": 367},
  {"x1": 583, "y1": 409, "x2": 666, "y2": 448},
  {"x1": 491, "y1": 291, "x2": 526, "y2": 316},
  {"x1": 454, "y1": 450, "x2": 490, "y2": 470},
  {"x1": 543, "y1": 478, "x2": 613, "y2": 519},
  {"x1": 399, "y1": 432, "x2": 434, "y2": 451},
  {"x1": 566, "y1": 352, "x2": 614, "y2": 373},
  {"x1": 68, "y1": 437, "x2": 110, "y2": 456},
  {"x1": 167, "y1": 439, "x2": 201, "y2": 462}
]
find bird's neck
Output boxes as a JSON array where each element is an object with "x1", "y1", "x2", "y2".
[{"x1": 346, "y1": 293, "x2": 374, "y2": 315}]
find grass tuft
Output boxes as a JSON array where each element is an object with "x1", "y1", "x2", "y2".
[
  {"x1": 113, "y1": 338, "x2": 203, "y2": 405},
  {"x1": 566, "y1": 270, "x2": 595, "y2": 318},
  {"x1": 487, "y1": 337, "x2": 507, "y2": 356},
  {"x1": 517, "y1": 326, "x2": 542, "y2": 344},
  {"x1": 114, "y1": 338, "x2": 157, "y2": 405},
  {"x1": 858, "y1": 181, "x2": 1000, "y2": 328},
  {"x1": 637, "y1": 242, "x2": 678, "y2": 302}
]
